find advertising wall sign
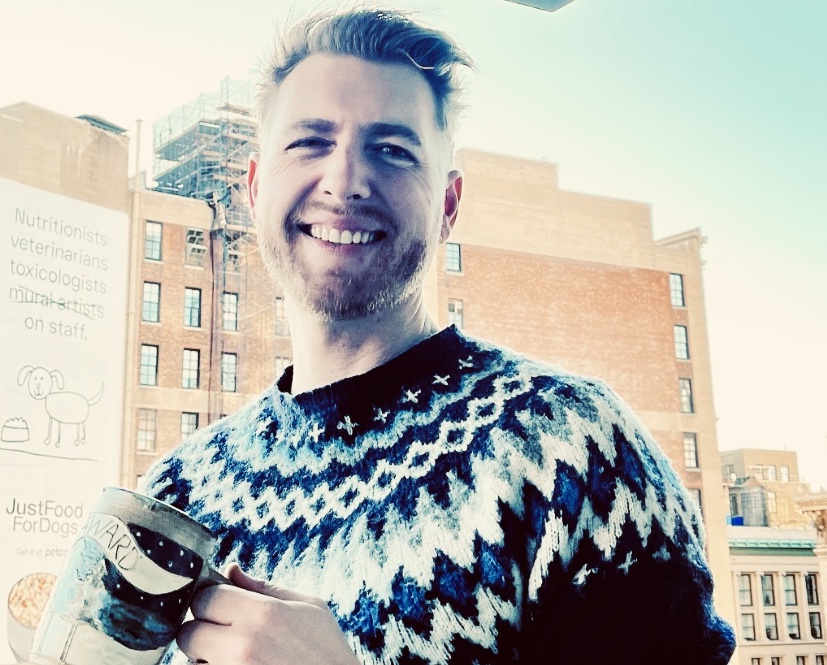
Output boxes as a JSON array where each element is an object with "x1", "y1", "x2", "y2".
[{"x1": 0, "y1": 177, "x2": 129, "y2": 662}]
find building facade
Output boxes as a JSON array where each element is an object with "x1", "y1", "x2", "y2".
[
  {"x1": 730, "y1": 527, "x2": 826, "y2": 665},
  {"x1": 723, "y1": 449, "x2": 814, "y2": 528},
  {"x1": 426, "y1": 148, "x2": 735, "y2": 626}
]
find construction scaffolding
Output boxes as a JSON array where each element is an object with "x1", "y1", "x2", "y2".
[
  {"x1": 153, "y1": 77, "x2": 256, "y2": 226},
  {"x1": 152, "y1": 78, "x2": 285, "y2": 422}
]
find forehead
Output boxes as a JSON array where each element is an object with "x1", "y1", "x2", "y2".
[{"x1": 266, "y1": 53, "x2": 440, "y2": 137}]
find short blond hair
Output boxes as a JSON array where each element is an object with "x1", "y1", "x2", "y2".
[{"x1": 256, "y1": 8, "x2": 473, "y2": 150}]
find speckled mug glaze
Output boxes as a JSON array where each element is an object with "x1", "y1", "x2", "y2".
[{"x1": 29, "y1": 488, "x2": 221, "y2": 665}]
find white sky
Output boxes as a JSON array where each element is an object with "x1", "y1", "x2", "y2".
[{"x1": 2, "y1": 0, "x2": 826, "y2": 489}]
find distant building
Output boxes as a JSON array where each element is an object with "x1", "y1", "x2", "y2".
[
  {"x1": 723, "y1": 449, "x2": 813, "y2": 528},
  {"x1": 729, "y1": 526, "x2": 826, "y2": 665}
]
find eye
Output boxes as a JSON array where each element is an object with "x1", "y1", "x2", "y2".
[
  {"x1": 372, "y1": 143, "x2": 418, "y2": 166},
  {"x1": 285, "y1": 137, "x2": 333, "y2": 153}
]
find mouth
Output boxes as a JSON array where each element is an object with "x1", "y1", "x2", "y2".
[{"x1": 300, "y1": 224, "x2": 385, "y2": 246}]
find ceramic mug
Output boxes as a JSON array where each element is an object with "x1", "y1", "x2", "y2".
[{"x1": 29, "y1": 487, "x2": 224, "y2": 665}]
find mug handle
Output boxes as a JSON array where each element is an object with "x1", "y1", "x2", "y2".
[{"x1": 201, "y1": 566, "x2": 231, "y2": 588}]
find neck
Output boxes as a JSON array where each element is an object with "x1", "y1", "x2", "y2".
[{"x1": 286, "y1": 294, "x2": 439, "y2": 394}]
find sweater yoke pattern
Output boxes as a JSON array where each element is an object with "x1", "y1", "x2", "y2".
[{"x1": 143, "y1": 327, "x2": 733, "y2": 664}]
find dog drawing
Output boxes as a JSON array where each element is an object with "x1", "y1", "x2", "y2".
[{"x1": 16, "y1": 366, "x2": 104, "y2": 447}]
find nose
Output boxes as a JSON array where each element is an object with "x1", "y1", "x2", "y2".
[{"x1": 318, "y1": 145, "x2": 371, "y2": 202}]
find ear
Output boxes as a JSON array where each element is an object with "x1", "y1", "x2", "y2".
[
  {"x1": 439, "y1": 170, "x2": 463, "y2": 244},
  {"x1": 247, "y1": 152, "x2": 261, "y2": 219},
  {"x1": 17, "y1": 366, "x2": 33, "y2": 386},
  {"x1": 50, "y1": 370, "x2": 64, "y2": 390}
]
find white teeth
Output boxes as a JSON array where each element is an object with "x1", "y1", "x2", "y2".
[{"x1": 307, "y1": 225, "x2": 377, "y2": 245}]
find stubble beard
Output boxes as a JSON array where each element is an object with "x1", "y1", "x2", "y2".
[{"x1": 257, "y1": 214, "x2": 434, "y2": 322}]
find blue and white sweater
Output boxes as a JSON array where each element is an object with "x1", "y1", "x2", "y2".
[{"x1": 143, "y1": 326, "x2": 735, "y2": 664}]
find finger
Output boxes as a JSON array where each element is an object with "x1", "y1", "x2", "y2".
[
  {"x1": 190, "y1": 583, "x2": 245, "y2": 625},
  {"x1": 228, "y1": 565, "x2": 328, "y2": 609},
  {"x1": 177, "y1": 618, "x2": 234, "y2": 664}
]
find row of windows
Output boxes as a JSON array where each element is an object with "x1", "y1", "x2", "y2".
[
  {"x1": 137, "y1": 409, "x2": 200, "y2": 453},
  {"x1": 443, "y1": 247, "x2": 690, "y2": 317},
  {"x1": 144, "y1": 222, "x2": 241, "y2": 271},
  {"x1": 751, "y1": 657, "x2": 826, "y2": 665},
  {"x1": 139, "y1": 345, "x2": 238, "y2": 392},
  {"x1": 741, "y1": 610, "x2": 823, "y2": 642},
  {"x1": 740, "y1": 573, "x2": 821, "y2": 608},
  {"x1": 142, "y1": 283, "x2": 289, "y2": 336}
]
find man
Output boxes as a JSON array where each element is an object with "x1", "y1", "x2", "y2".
[{"x1": 143, "y1": 8, "x2": 736, "y2": 664}]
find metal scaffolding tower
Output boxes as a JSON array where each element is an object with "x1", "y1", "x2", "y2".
[{"x1": 152, "y1": 78, "x2": 276, "y2": 421}]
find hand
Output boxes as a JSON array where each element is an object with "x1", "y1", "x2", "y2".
[{"x1": 177, "y1": 564, "x2": 359, "y2": 665}]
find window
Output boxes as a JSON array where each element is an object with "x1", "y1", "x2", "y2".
[
  {"x1": 815, "y1": 655, "x2": 824, "y2": 665},
  {"x1": 788, "y1": 612, "x2": 801, "y2": 639},
  {"x1": 811, "y1": 612, "x2": 823, "y2": 639},
  {"x1": 670, "y1": 273, "x2": 685, "y2": 307},
  {"x1": 181, "y1": 412, "x2": 199, "y2": 439},
  {"x1": 221, "y1": 353, "x2": 238, "y2": 393},
  {"x1": 185, "y1": 228, "x2": 207, "y2": 267},
  {"x1": 771, "y1": 658, "x2": 781, "y2": 665},
  {"x1": 226, "y1": 241, "x2": 242, "y2": 273},
  {"x1": 785, "y1": 574, "x2": 798, "y2": 606},
  {"x1": 762, "y1": 575, "x2": 776, "y2": 606},
  {"x1": 184, "y1": 288, "x2": 202, "y2": 328},
  {"x1": 679, "y1": 378, "x2": 694, "y2": 413},
  {"x1": 742, "y1": 613, "x2": 756, "y2": 640},
  {"x1": 767, "y1": 464, "x2": 777, "y2": 481},
  {"x1": 765, "y1": 612, "x2": 779, "y2": 640},
  {"x1": 448, "y1": 299, "x2": 463, "y2": 328},
  {"x1": 805, "y1": 574, "x2": 820, "y2": 605},
  {"x1": 683, "y1": 432, "x2": 699, "y2": 468},
  {"x1": 274, "y1": 297, "x2": 289, "y2": 336},
  {"x1": 751, "y1": 660, "x2": 762, "y2": 665},
  {"x1": 182, "y1": 349, "x2": 200, "y2": 389},
  {"x1": 136, "y1": 409, "x2": 156, "y2": 452},
  {"x1": 275, "y1": 356, "x2": 291, "y2": 377},
  {"x1": 767, "y1": 491, "x2": 777, "y2": 516},
  {"x1": 674, "y1": 325, "x2": 690, "y2": 359},
  {"x1": 139, "y1": 345, "x2": 158, "y2": 386},
  {"x1": 145, "y1": 221, "x2": 162, "y2": 260},
  {"x1": 781, "y1": 465, "x2": 790, "y2": 482},
  {"x1": 446, "y1": 242, "x2": 462, "y2": 272},
  {"x1": 797, "y1": 657, "x2": 807, "y2": 665},
  {"x1": 142, "y1": 282, "x2": 161, "y2": 322},
  {"x1": 222, "y1": 292, "x2": 238, "y2": 331},
  {"x1": 740, "y1": 574, "x2": 754, "y2": 606}
]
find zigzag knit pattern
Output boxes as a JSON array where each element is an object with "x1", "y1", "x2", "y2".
[{"x1": 143, "y1": 326, "x2": 735, "y2": 664}]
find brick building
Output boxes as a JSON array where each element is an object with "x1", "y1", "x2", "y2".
[{"x1": 421, "y1": 148, "x2": 735, "y2": 629}]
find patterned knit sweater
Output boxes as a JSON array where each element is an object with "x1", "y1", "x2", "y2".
[{"x1": 142, "y1": 326, "x2": 735, "y2": 664}]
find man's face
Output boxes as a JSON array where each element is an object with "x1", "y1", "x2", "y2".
[{"x1": 248, "y1": 53, "x2": 462, "y2": 320}]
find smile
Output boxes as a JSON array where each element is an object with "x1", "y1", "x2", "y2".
[{"x1": 303, "y1": 224, "x2": 384, "y2": 245}]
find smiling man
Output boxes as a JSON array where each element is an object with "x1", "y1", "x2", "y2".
[{"x1": 142, "y1": 8, "x2": 735, "y2": 665}]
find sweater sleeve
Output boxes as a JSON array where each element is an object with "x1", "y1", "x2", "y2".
[{"x1": 519, "y1": 379, "x2": 735, "y2": 664}]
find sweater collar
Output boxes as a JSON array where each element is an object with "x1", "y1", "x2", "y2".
[{"x1": 272, "y1": 325, "x2": 473, "y2": 415}]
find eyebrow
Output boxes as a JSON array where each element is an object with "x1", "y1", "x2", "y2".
[
  {"x1": 366, "y1": 123, "x2": 422, "y2": 147},
  {"x1": 287, "y1": 119, "x2": 422, "y2": 146}
]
